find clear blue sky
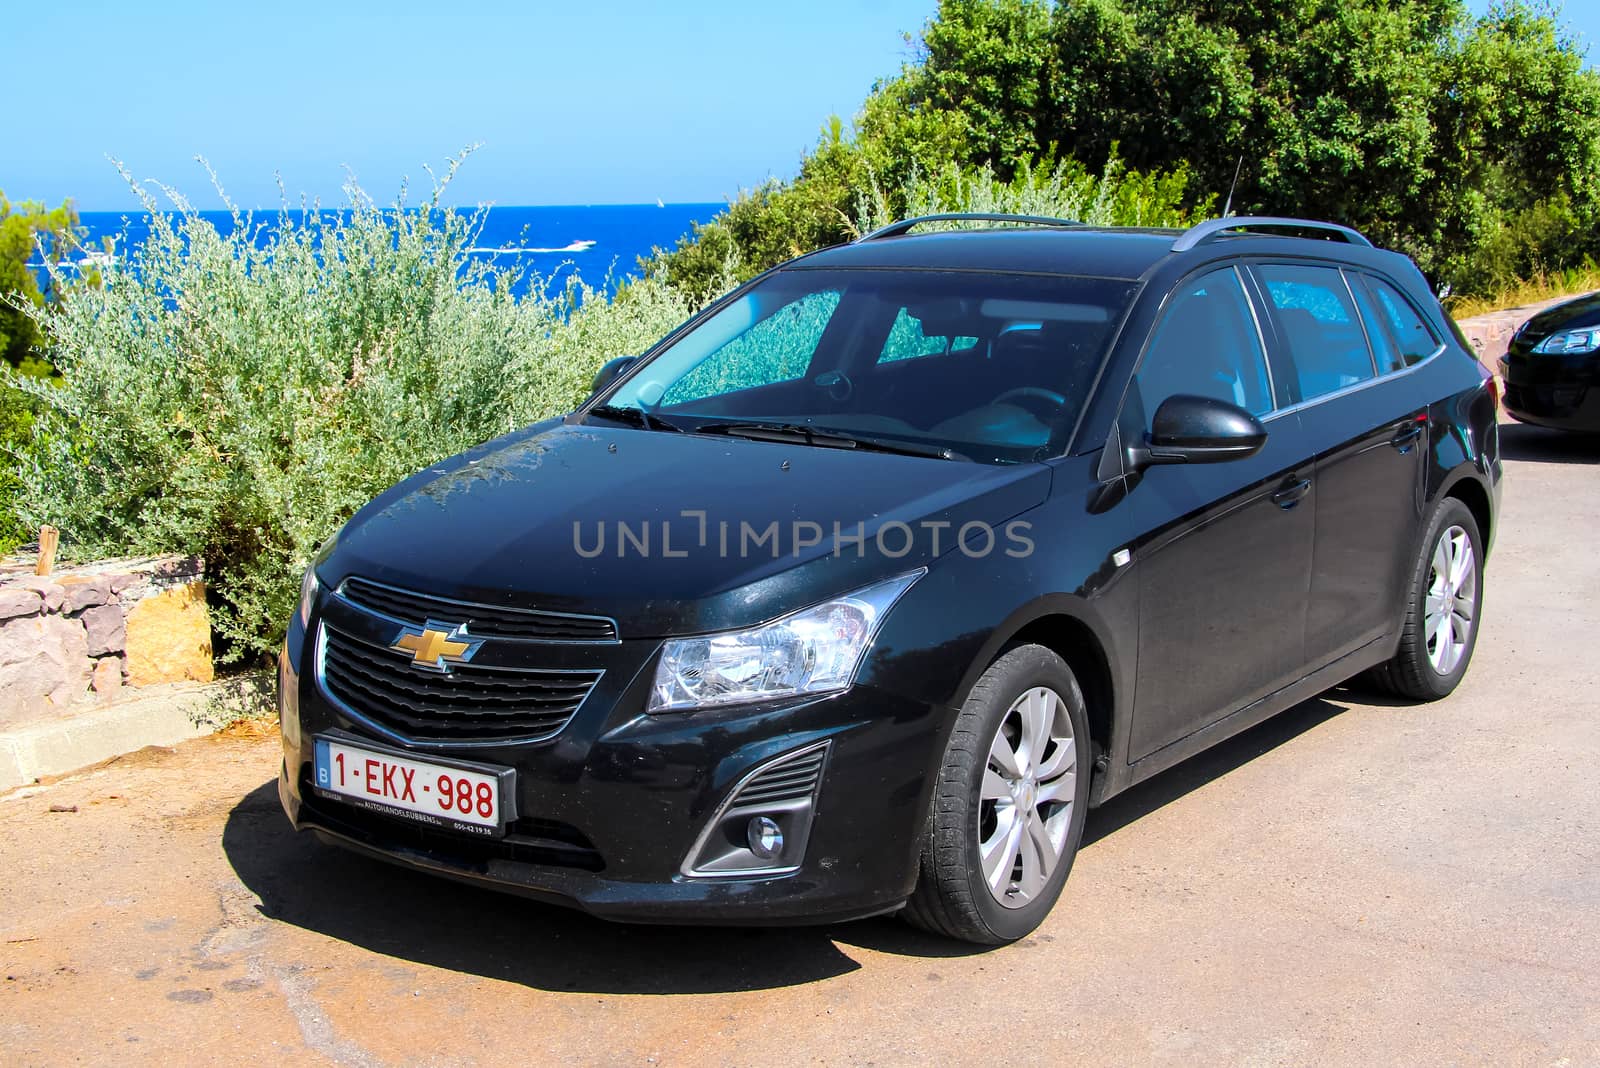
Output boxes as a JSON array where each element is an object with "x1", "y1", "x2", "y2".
[
  {"x1": 7, "y1": 0, "x2": 937, "y2": 209},
  {"x1": 6, "y1": 0, "x2": 1596, "y2": 211}
]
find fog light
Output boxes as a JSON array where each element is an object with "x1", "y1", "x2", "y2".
[{"x1": 746, "y1": 816, "x2": 783, "y2": 860}]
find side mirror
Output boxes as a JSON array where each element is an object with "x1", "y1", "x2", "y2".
[
  {"x1": 589, "y1": 355, "x2": 638, "y2": 396},
  {"x1": 1130, "y1": 394, "x2": 1267, "y2": 469}
]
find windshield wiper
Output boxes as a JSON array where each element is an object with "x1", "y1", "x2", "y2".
[
  {"x1": 691, "y1": 421, "x2": 970, "y2": 461},
  {"x1": 586, "y1": 404, "x2": 683, "y2": 433}
]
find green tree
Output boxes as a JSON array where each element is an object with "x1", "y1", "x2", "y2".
[
  {"x1": 0, "y1": 192, "x2": 80, "y2": 372},
  {"x1": 1424, "y1": 3, "x2": 1600, "y2": 292},
  {"x1": 659, "y1": 0, "x2": 1600, "y2": 300},
  {"x1": 0, "y1": 193, "x2": 79, "y2": 552},
  {"x1": 909, "y1": 0, "x2": 1057, "y2": 178}
]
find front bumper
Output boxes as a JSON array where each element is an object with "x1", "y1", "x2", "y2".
[
  {"x1": 276, "y1": 625, "x2": 948, "y2": 925},
  {"x1": 1500, "y1": 349, "x2": 1600, "y2": 431}
]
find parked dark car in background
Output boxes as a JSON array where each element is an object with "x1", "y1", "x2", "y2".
[
  {"x1": 1501, "y1": 290, "x2": 1600, "y2": 432},
  {"x1": 277, "y1": 214, "x2": 1501, "y2": 944}
]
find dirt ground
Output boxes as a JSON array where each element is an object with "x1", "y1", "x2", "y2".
[{"x1": 2, "y1": 422, "x2": 1598, "y2": 1067}]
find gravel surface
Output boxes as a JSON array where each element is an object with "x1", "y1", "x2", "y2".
[{"x1": 2, "y1": 422, "x2": 1597, "y2": 1067}]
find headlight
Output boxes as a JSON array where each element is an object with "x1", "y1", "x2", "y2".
[
  {"x1": 648, "y1": 571, "x2": 924, "y2": 713},
  {"x1": 1532, "y1": 328, "x2": 1600, "y2": 355},
  {"x1": 297, "y1": 567, "x2": 320, "y2": 629}
]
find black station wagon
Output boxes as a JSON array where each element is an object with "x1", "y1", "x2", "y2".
[{"x1": 278, "y1": 214, "x2": 1502, "y2": 944}]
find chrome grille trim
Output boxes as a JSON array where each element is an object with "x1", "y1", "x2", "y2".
[
  {"x1": 314, "y1": 623, "x2": 603, "y2": 748},
  {"x1": 730, "y1": 744, "x2": 830, "y2": 807},
  {"x1": 337, "y1": 576, "x2": 619, "y2": 644}
]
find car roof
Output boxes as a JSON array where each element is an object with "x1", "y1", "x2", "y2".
[
  {"x1": 792, "y1": 220, "x2": 1395, "y2": 283},
  {"x1": 797, "y1": 227, "x2": 1179, "y2": 281}
]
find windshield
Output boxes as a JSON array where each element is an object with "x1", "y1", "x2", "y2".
[{"x1": 595, "y1": 268, "x2": 1137, "y2": 464}]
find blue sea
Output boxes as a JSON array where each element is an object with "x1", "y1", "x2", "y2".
[{"x1": 59, "y1": 203, "x2": 725, "y2": 294}]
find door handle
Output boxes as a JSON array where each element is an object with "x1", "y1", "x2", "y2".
[
  {"x1": 1272, "y1": 477, "x2": 1312, "y2": 509},
  {"x1": 1390, "y1": 423, "x2": 1424, "y2": 450}
]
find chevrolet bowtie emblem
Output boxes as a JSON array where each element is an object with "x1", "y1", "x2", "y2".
[{"x1": 390, "y1": 621, "x2": 483, "y2": 672}]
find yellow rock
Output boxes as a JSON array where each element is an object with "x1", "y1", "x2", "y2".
[{"x1": 124, "y1": 580, "x2": 214, "y2": 686}]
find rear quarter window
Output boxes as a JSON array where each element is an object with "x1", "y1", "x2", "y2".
[{"x1": 1362, "y1": 276, "x2": 1441, "y2": 367}]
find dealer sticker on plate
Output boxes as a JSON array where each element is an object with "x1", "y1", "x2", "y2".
[{"x1": 313, "y1": 737, "x2": 510, "y2": 837}]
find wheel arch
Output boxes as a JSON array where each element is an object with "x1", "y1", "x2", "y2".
[
  {"x1": 1440, "y1": 472, "x2": 1493, "y2": 555},
  {"x1": 951, "y1": 598, "x2": 1123, "y2": 779}
]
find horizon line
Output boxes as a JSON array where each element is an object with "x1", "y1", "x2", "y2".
[{"x1": 69, "y1": 200, "x2": 731, "y2": 214}]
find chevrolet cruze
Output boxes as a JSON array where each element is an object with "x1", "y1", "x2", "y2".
[{"x1": 278, "y1": 214, "x2": 1501, "y2": 944}]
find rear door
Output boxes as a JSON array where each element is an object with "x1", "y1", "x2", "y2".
[
  {"x1": 1250, "y1": 263, "x2": 1429, "y2": 667},
  {"x1": 1124, "y1": 265, "x2": 1315, "y2": 761}
]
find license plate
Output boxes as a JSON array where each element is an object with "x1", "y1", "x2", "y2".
[{"x1": 312, "y1": 737, "x2": 511, "y2": 837}]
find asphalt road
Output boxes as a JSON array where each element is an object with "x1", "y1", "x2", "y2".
[{"x1": 2, "y1": 422, "x2": 1597, "y2": 1067}]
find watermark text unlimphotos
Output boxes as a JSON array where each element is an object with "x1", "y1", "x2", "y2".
[{"x1": 573, "y1": 511, "x2": 1034, "y2": 560}]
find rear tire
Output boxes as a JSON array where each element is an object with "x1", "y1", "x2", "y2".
[
  {"x1": 1367, "y1": 497, "x2": 1484, "y2": 700},
  {"x1": 903, "y1": 645, "x2": 1091, "y2": 945}
]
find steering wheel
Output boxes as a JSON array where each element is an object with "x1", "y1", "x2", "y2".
[{"x1": 990, "y1": 386, "x2": 1069, "y2": 418}]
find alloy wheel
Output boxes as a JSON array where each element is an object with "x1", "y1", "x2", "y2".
[
  {"x1": 1424, "y1": 523, "x2": 1477, "y2": 676},
  {"x1": 978, "y1": 686, "x2": 1077, "y2": 908}
]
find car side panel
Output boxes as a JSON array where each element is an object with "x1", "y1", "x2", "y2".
[
  {"x1": 1298, "y1": 394, "x2": 1427, "y2": 663},
  {"x1": 864, "y1": 249, "x2": 1498, "y2": 812},
  {"x1": 1122, "y1": 411, "x2": 1314, "y2": 760}
]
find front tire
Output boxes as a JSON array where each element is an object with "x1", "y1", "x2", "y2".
[
  {"x1": 903, "y1": 645, "x2": 1091, "y2": 944},
  {"x1": 1368, "y1": 497, "x2": 1484, "y2": 700}
]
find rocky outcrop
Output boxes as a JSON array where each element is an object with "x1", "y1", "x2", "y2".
[
  {"x1": 0, "y1": 615, "x2": 92, "y2": 718},
  {"x1": 124, "y1": 578, "x2": 213, "y2": 687},
  {"x1": 0, "y1": 555, "x2": 213, "y2": 730}
]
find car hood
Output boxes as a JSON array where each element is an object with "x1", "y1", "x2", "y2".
[
  {"x1": 321, "y1": 418, "x2": 1051, "y2": 637},
  {"x1": 1518, "y1": 291, "x2": 1600, "y2": 343}
]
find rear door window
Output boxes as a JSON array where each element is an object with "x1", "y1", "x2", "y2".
[{"x1": 1257, "y1": 264, "x2": 1376, "y2": 402}]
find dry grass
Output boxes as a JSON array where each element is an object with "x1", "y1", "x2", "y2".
[
  {"x1": 1445, "y1": 262, "x2": 1600, "y2": 319},
  {"x1": 219, "y1": 712, "x2": 279, "y2": 740}
]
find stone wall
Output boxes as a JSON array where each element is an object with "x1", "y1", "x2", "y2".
[{"x1": 0, "y1": 555, "x2": 213, "y2": 731}]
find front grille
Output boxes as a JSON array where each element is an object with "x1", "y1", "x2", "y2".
[
  {"x1": 731, "y1": 743, "x2": 829, "y2": 808},
  {"x1": 319, "y1": 625, "x2": 602, "y2": 743},
  {"x1": 340, "y1": 576, "x2": 618, "y2": 642}
]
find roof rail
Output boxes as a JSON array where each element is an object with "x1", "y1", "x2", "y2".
[
  {"x1": 1172, "y1": 216, "x2": 1374, "y2": 253},
  {"x1": 859, "y1": 213, "x2": 1082, "y2": 242}
]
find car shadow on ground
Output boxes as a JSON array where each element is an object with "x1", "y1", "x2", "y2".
[
  {"x1": 221, "y1": 691, "x2": 1357, "y2": 992},
  {"x1": 1079, "y1": 693, "x2": 1349, "y2": 847},
  {"x1": 1499, "y1": 422, "x2": 1600, "y2": 464}
]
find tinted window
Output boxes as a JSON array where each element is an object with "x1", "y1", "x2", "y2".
[
  {"x1": 1347, "y1": 274, "x2": 1406, "y2": 373},
  {"x1": 1364, "y1": 277, "x2": 1440, "y2": 367},
  {"x1": 1137, "y1": 267, "x2": 1273, "y2": 417},
  {"x1": 602, "y1": 269, "x2": 1136, "y2": 464},
  {"x1": 878, "y1": 307, "x2": 980, "y2": 363},
  {"x1": 1258, "y1": 264, "x2": 1375, "y2": 401}
]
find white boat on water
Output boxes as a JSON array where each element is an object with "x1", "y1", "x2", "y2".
[
  {"x1": 24, "y1": 249, "x2": 117, "y2": 272},
  {"x1": 467, "y1": 239, "x2": 596, "y2": 255}
]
